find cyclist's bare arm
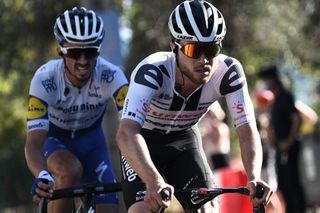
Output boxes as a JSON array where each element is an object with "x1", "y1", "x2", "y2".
[
  {"x1": 116, "y1": 119, "x2": 173, "y2": 210},
  {"x1": 236, "y1": 123, "x2": 273, "y2": 205},
  {"x1": 237, "y1": 123, "x2": 262, "y2": 181},
  {"x1": 25, "y1": 130, "x2": 48, "y2": 178},
  {"x1": 25, "y1": 130, "x2": 53, "y2": 202}
]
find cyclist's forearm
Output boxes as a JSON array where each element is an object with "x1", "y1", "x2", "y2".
[
  {"x1": 116, "y1": 120, "x2": 163, "y2": 185},
  {"x1": 25, "y1": 131, "x2": 48, "y2": 177},
  {"x1": 237, "y1": 123, "x2": 263, "y2": 181}
]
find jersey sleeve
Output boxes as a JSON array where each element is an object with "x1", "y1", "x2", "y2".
[
  {"x1": 121, "y1": 62, "x2": 162, "y2": 127},
  {"x1": 221, "y1": 59, "x2": 256, "y2": 128},
  {"x1": 97, "y1": 58, "x2": 129, "y2": 116},
  {"x1": 27, "y1": 67, "x2": 53, "y2": 132},
  {"x1": 110, "y1": 68, "x2": 129, "y2": 114}
]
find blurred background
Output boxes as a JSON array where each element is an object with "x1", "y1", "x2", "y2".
[{"x1": 0, "y1": 0, "x2": 319, "y2": 212}]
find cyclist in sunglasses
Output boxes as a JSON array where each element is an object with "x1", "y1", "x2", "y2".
[
  {"x1": 116, "y1": 1, "x2": 273, "y2": 212},
  {"x1": 25, "y1": 7, "x2": 128, "y2": 213}
]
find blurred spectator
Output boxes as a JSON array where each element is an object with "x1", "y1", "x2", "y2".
[
  {"x1": 254, "y1": 89, "x2": 285, "y2": 213},
  {"x1": 199, "y1": 101, "x2": 231, "y2": 170},
  {"x1": 199, "y1": 102, "x2": 253, "y2": 213},
  {"x1": 295, "y1": 100, "x2": 319, "y2": 135},
  {"x1": 258, "y1": 64, "x2": 306, "y2": 213}
]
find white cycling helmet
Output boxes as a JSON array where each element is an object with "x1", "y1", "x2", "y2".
[
  {"x1": 54, "y1": 7, "x2": 105, "y2": 45},
  {"x1": 168, "y1": 0, "x2": 226, "y2": 42}
]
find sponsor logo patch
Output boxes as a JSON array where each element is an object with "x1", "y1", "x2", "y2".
[
  {"x1": 121, "y1": 156, "x2": 138, "y2": 182},
  {"x1": 101, "y1": 69, "x2": 116, "y2": 83},
  {"x1": 232, "y1": 101, "x2": 244, "y2": 113},
  {"x1": 114, "y1": 85, "x2": 128, "y2": 110},
  {"x1": 27, "y1": 97, "x2": 48, "y2": 120}
]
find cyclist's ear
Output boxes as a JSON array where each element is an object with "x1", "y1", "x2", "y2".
[
  {"x1": 170, "y1": 38, "x2": 179, "y2": 54},
  {"x1": 173, "y1": 45, "x2": 178, "y2": 54},
  {"x1": 57, "y1": 47, "x2": 63, "y2": 57},
  {"x1": 170, "y1": 42, "x2": 176, "y2": 53}
]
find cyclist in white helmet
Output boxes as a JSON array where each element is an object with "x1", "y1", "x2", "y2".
[
  {"x1": 25, "y1": 7, "x2": 128, "y2": 213},
  {"x1": 116, "y1": 1, "x2": 273, "y2": 212}
]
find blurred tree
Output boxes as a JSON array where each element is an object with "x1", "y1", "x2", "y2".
[
  {"x1": 124, "y1": 0, "x2": 181, "y2": 76},
  {"x1": 122, "y1": 0, "x2": 320, "y2": 169},
  {"x1": 0, "y1": 0, "x2": 79, "y2": 209},
  {"x1": 0, "y1": 0, "x2": 319, "y2": 210},
  {"x1": 123, "y1": 0, "x2": 320, "y2": 112}
]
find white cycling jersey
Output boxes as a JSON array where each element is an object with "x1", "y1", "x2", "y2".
[
  {"x1": 121, "y1": 51, "x2": 255, "y2": 133},
  {"x1": 27, "y1": 57, "x2": 128, "y2": 132}
]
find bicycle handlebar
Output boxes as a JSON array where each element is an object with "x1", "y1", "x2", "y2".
[
  {"x1": 38, "y1": 182, "x2": 122, "y2": 213},
  {"x1": 51, "y1": 182, "x2": 122, "y2": 200},
  {"x1": 38, "y1": 182, "x2": 265, "y2": 213},
  {"x1": 161, "y1": 185, "x2": 265, "y2": 213},
  {"x1": 180, "y1": 185, "x2": 264, "y2": 213}
]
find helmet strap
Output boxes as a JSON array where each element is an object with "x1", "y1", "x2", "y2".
[
  {"x1": 172, "y1": 41, "x2": 186, "y2": 92},
  {"x1": 63, "y1": 58, "x2": 72, "y2": 76},
  {"x1": 173, "y1": 47, "x2": 185, "y2": 92},
  {"x1": 175, "y1": 68, "x2": 185, "y2": 93},
  {"x1": 62, "y1": 57, "x2": 77, "y2": 81}
]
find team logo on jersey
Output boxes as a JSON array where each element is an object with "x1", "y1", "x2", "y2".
[
  {"x1": 28, "y1": 121, "x2": 48, "y2": 130},
  {"x1": 39, "y1": 66, "x2": 46, "y2": 72},
  {"x1": 114, "y1": 84, "x2": 128, "y2": 110},
  {"x1": 134, "y1": 64, "x2": 169, "y2": 90},
  {"x1": 42, "y1": 76, "x2": 57, "y2": 93},
  {"x1": 101, "y1": 69, "x2": 116, "y2": 83},
  {"x1": 88, "y1": 84, "x2": 102, "y2": 98},
  {"x1": 27, "y1": 96, "x2": 48, "y2": 120},
  {"x1": 140, "y1": 98, "x2": 151, "y2": 113},
  {"x1": 220, "y1": 62, "x2": 245, "y2": 95},
  {"x1": 232, "y1": 101, "x2": 244, "y2": 113}
]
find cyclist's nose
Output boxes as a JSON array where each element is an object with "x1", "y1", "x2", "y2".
[
  {"x1": 198, "y1": 53, "x2": 210, "y2": 64},
  {"x1": 77, "y1": 52, "x2": 89, "y2": 62}
]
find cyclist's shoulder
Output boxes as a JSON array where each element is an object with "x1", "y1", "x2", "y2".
[
  {"x1": 131, "y1": 51, "x2": 175, "y2": 80},
  {"x1": 94, "y1": 56, "x2": 128, "y2": 83},
  {"x1": 96, "y1": 56, "x2": 122, "y2": 72},
  {"x1": 215, "y1": 54, "x2": 243, "y2": 71},
  {"x1": 135, "y1": 51, "x2": 174, "y2": 69},
  {"x1": 31, "y1": 59, "x2": 63, "y2": 87},
  {"x1": 29, "y1": 62, "x2": 62, "y2": 101},
  {"x1": 147, "y1": 51, "x2": 174, "y2": 62},
  {"x1": 33, "y1": 59, "x2": 63, "y2": 78},
  {"x1": 210, "y1": 54, "x2": 245, "y2": 81},
  {"x1": 206, "y1": 55, "x2": 246, "y2": 96}
]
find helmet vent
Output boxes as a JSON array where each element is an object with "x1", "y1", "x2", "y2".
[
  {"x1": 168, "y1": 0, "x2": 226, "y2": 42},
  {"x1": 54, "y1": 7, "x2": 105, "y2": 45},
  {"x1": 179, "y1": 4, "x2": 196, "y2": 37}
]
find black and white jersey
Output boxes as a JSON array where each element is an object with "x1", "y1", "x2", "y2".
[{"x1": 121, "y1": 51, "x2": 255, "y2": 133}]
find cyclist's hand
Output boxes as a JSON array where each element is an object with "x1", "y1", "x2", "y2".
[
  {"x1": 31, "y1": 170, "x2": 54, "y2": 203},
  {"x1": 144, "y1": 181, "x2": 174, "y2": 213},
  {"x1": 247, "y1": 180, "x2": 273, "y2": 207}
]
